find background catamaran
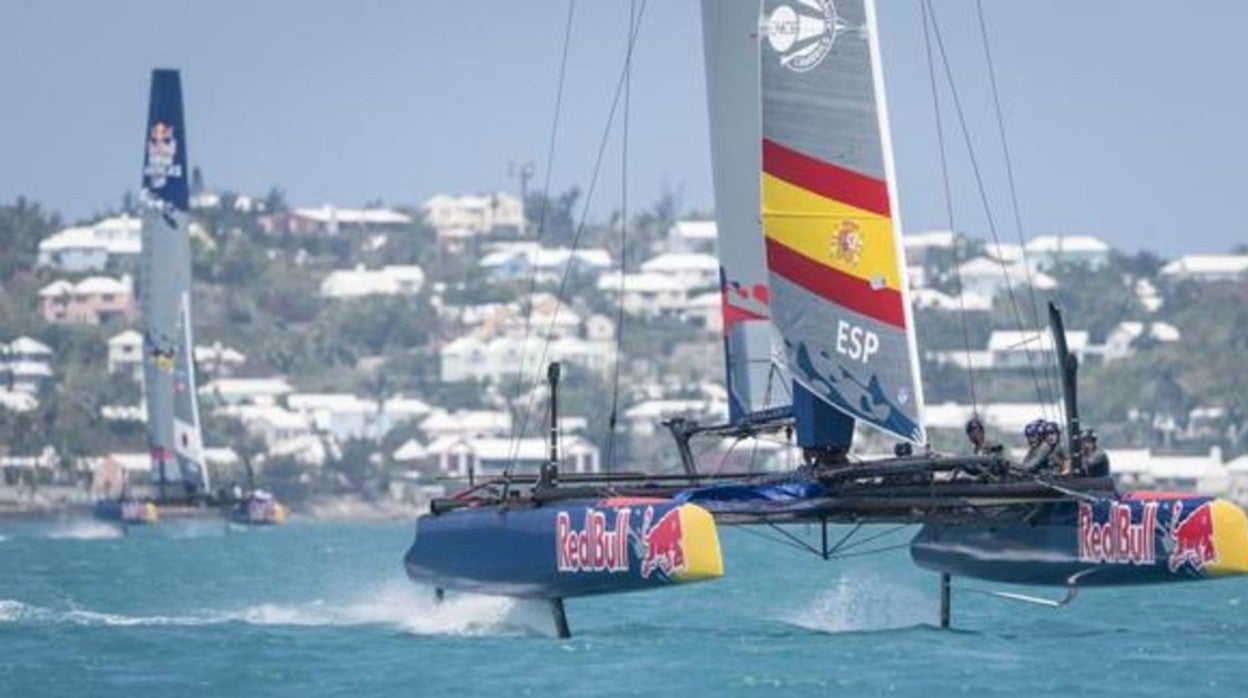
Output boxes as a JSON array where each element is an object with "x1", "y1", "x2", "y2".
[
  {"x1": 403, "y1": 0, "x2": 1248, "y2": 637},
  {"x1": 93, "y1": 69, "x2": 287, "y2": 527}
]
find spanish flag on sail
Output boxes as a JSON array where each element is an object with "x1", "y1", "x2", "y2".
[{"x1": 759, "y1": 0, "x2": 925, "y2": 443}]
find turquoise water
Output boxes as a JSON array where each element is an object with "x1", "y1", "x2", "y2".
[{"x1": 2, "y1": 518, "x2": 1247, "y2": 697}]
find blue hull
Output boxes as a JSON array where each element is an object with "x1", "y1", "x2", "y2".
[
  {"x1": 404, "y1": 498, "x2": 723, "y2": 599},
  {"x1": 911, "y1": 494, "x2": 1248, "y2": 585}
]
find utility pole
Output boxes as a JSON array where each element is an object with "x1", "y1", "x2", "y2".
[{"x1": 508, "y1": 160, "x2": 534, "y2": 237}]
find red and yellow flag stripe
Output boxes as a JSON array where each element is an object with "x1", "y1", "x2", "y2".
[{"x1": 761, "y1": 138, "x2": 906, "y2": 330}]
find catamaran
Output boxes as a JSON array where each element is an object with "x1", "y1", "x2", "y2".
[
  {"x1": 404, "y1": 0, "x2": 1248, "y2": 636},
  {"x1": 93, "y1": 69, "x2": 287, "y2": 527}
]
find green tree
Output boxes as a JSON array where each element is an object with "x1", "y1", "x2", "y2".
[{"x1": 0, "y1": 197, "x2": 61, "y2": 279}]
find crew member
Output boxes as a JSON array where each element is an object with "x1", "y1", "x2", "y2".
[
  {"x1": 965, "y1": 417, "x2": 1002, "y2": 456},
  {"x1": 1042, "y1": 421, "x2": 1071, "y2": 475},
  {"x1": 1080, "y1": 428, "x2": 1111, "y2": 477},
  {"x1": 1021, "y1": 420, "x2": 1052, "y2": 473}
]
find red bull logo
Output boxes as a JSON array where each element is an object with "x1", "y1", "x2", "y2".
[
  {"x1": 1078, "y1": 501, "x2": 1157, "y2": 565},
  {"x1": 1167, "y1": 501, "x2": 1218, "y2": 573},
  {"x1": 556, "y1": 508, "x2": 630, "y2": 574},
  {"x1": 640, "y1": 507, "x2": 686, "y2": 579},
  {"x1": 145, "y1": 121, "x2": 182, "y2": 188}
]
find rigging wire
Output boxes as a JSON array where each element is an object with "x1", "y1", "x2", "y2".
[
  {"x1": 510, "y1": 0, "x2": 651, "y2": 464},
  {"x1": 605, "y1": 0, "x2": 638, "y2": 472},
  {"x1": 919, "y1": 0, "x2": 978, "y2": 414},
  {"x1": 923, "y1": 0, "x2": 1050, "y2": 414},
  {"x1": 503, "y1": 0, "x2": 577, "y2": 470},
  {"x1": 974, "y1": 0, "x2": 1063, "y2": 416}
]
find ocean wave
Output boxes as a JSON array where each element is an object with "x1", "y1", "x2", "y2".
[
  {"x1": 0, "y1": 599, "x2": 219, "y2": 627},
  {"x1": 44, "y1": 521, "x2": 124, "y2": 540},
  {"x1": 230, "y1": 583, "x2": 549, "y2": 637},
  {"x1": 0, "y1": 584, "x2": 550, "y2": 637}
]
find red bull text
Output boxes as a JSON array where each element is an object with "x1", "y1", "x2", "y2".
[
  {"x1": 1168, "y1": 501, "x2": 1218, "y2": 573},
  {"x1": 556, "y1": 509, "x2": 630, "y2": 574},
  {"x1": 640, "y1": 507, "x2": 686, "y2": 579},
  {"x1": 1078, "y1": 501, "x2": 1157, "y2": 565}
]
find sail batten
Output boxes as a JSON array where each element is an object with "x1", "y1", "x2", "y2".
[{"x1": 760, "y1": 0, "x2": 925, "y2": 444}]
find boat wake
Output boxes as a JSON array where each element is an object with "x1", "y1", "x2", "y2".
[
  {"x1": 44, "y1": 521, "x2": 124, "y2": 540},
  {"x1": 781, "y1": 573, "x2": 932, "y2": 634},
  {"x1": 231, "y1": 583, "x2": 548, "y2": 636},
  {"x1": 0, "y1": 583, "x2": 550, "y2": 637}
]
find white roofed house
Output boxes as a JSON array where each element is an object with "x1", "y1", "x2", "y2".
[
  {"x1": 623, "y1": 398, "x2": 726, "y2": 437},
  {"x1": 2, "y1": 336, "x2": 54, "y2": 394},
  {"x1": 1100, "y1": 321, "x2": 1182, "y2": 363},
  {"x1": 199, "y1": 377, "x2": 294, "y2": 407},
  {"x1": 1159, "y1": 254, "x2": 1248, "y2": 283},
  {"x1": 39, "y1": 275, "x2": 137, "y2": 325},
  {"x1": 194, "y1": 342, "x2": 247, "y2": 378},
  {"x1": 440, "y1": 334, "x2": 611, "y2": 384},
  {"x1": 319, "y1": 264, "x2": 425, "y2": 299},
  {"x1": 285, "y1": 393, "x2": 432, "y2": 442},
  {"x1": 639, "y1": 252, "x2": 721, "y2": 292},
  {"x1": 597, "y1": 272, "x2": 691, "y2": 318},
  {"x1": 0, "y1": 389, "x2": 38, "y2": 413},
  {"x1": 981, "y1": 241, "x2": 1024, "y2": 265},
  {"x1": 106, "y1": 329, "x2": 143, "y2": 380},
  {"x1": 1108, "y1": 447, "x2": 1230, "y2": 496},
  {"x1": 986, "y1": 329, "x2": 1089, "y2": 370},
  {"x1": 665, "y1": 220, "x2": 717, "y2": 252},
  {"x1": 685, "y1": 291, "x2": 724, "y2": 333},
  {"x1": 479, "y1": 244, "x2": 612, "y2": 284},
  {"x1": 288, "y1": 206, "x2": 413, "y2": 236},
  {"x1": 956, "y1": 257, "x2": 1057, "y2": 301},
  {"x1": 419, "y1": 409, "x2": 512, "y2": 441},
  {"x1": 439, "y1": 335, "x2": 488, "y2": 383},
  {"x1": 1024, "y1": 234, "x2": 1111, "y2": 271},
  {"x1": 219, "y1": 404, "x2": 314, "y2": 448},
  {"x1": 426, "y1": 436, "x2": 600, "y2": 480},
  {"x1": 902, "y1": 229, "x2": 956, "y2": 266},
  {"x1": 910, "y1": 288, "x2": 993, "y2": 313},
  {"x1": 37, "y1": 214, "x2": 142, "y2": 272},
  {"x1": 422, "y1": 192, "x2": 524, "y2": 236}
]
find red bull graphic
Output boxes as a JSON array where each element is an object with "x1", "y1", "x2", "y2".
[
  {"x1": 556, "y1": 508, "x2": 631, "y2": 574},
  {"x1": 144, "y1": 121, "x2": 182, "y2": 189},
  {"x1": 1078, "y1": 501, "x2": 1157, "y2": 565},
  {"x1": 1167, "y1": 501, "x2": 1218, "y2": 573},
  {"x1": 640, "y1": 506, "x2": 686, "y2": 579}
]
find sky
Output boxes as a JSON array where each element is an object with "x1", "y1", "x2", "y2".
[{"x1": 2, "y1": 1, "x2": 1246, "y2": 256}]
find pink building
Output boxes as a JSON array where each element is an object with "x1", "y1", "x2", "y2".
[{"x1": 38, "y1": 276, "x2": 137, "y2": 325}]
